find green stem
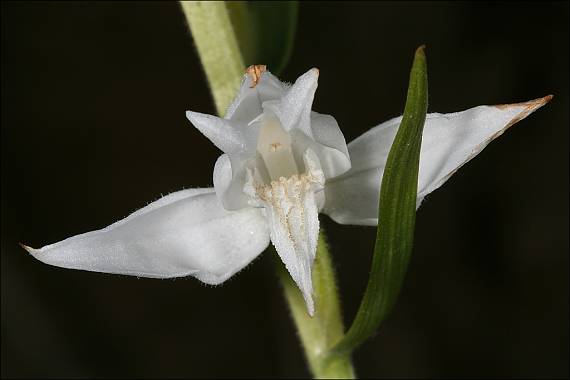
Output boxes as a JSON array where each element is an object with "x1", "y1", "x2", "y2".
[
  {"x1": 180, "y1": 1, "x2": 245, "y2": 116},
  {"x1": 182, "y1": 3, "x2": 352, "y2": 376},
  {"x1": 276, "y1": 231, "x2": 356, "y2": 379}
]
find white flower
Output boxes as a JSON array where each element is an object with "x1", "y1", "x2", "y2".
[{"x1": 23, "y1": 66, "x2": 551, "y2": 316}]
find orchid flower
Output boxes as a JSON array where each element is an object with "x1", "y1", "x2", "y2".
[{"x1": 23, "y1": 65, "x2": 551, "y2": 316}]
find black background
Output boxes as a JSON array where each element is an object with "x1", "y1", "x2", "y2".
[{"x1": 2, "y1": 1, "x2": 568, "y2": 378}]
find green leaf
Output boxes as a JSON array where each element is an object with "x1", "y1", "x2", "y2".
[
  {"x1": 331, "y1": 46, "x2": 428, "y2": 355},
  {"x1": 228, "y1": 1, "x2": 298, "y2": 75}
]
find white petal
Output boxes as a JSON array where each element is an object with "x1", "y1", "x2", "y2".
[
  {"x1": 324, "y1": 96, "x2": 552, "y2": 226},
  {"x1": 186, "y1": 111, "x2": 247, "y2": 154},
  {"x1": 225, "y1": 71, "x2": 287, "y2": 123},
  {"x1": 213, "y1": 153, "x2": 259, "y2": 210},
  {"x1": 251, "y1": 160, "x2": 323, "y2": 316},
  {"x1": 293, "y1": 111, "x2": 351, "y2": 179},
  {"x1": 264, "y1": 68, "x2": 319, "y2": 138},
  {"x1": 24, "y1": 188, "x2": 270, "y2": 284}
]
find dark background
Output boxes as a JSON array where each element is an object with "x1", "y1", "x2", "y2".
[{"x1": 1, "y1": 1, "x2": 568, "y2": 378}]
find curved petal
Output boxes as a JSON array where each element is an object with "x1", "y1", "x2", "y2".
[
  {"x1": 24, "y1": 188, "x2": 270, "y2": 284},
  {"x1": 213, "y1": 153, "x2": 260, "y2": 211},
  {"x1": 264, "y1": 68, "x2": 319, "y2": 138},
  {"x1": 307, "y1": 111, "x2": 351, "y2": 179},
  {"x1": 323, "y1": 96, "x2": 552, "y2": 226},
  {"x1": 225, "y1": 71, "x2": 287, "y2": 124}
]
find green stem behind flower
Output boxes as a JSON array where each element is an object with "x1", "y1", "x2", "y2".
[
  {"x1": 181, "y1": 1, "x2": 245, "y2": 115},
  {"x1": 275, "y1": 232, "x2": 355, "y2": 379}
]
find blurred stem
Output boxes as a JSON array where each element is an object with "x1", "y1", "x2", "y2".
[
  {"x1": 276, "y1": 231, "x2": 356, "y2": 379},
  {"x1": 180, "y1": 1, "x2": 245, "y2": 116}
]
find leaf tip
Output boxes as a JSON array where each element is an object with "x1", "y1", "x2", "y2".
[
  {"x1": 412, "y1": 45, "x2": 427, "y2": 73},
  {"x1": 19, "y1": 242, "x2": 35, "y2": 254},
  {"x1": 415, "y1": 44, "x2": 427, "y2": 57},
  {"x1": 493, "y1": 94, "x2": 554, "y2": 130}
]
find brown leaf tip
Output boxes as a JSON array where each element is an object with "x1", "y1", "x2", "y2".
[
  {"x1": 246, "y1": 65, "x2": 267, "y2": 88},
  {"x1": 495, "y1": 94, "x2": 554, "y2": 110},
  {"x1": 495, "y1": 94, "x2": 554, "y2": 129},
  {"x1": 19, "y1": 242, "x2": 34, "y2": 253}
]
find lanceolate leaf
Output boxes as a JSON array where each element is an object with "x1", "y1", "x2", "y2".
[{"x1": 332, "y1": 46, "x2": 428, "y2": 355}]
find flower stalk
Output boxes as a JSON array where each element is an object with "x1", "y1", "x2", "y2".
[{"x1": 182, "y1": 2, "x2": 354, "y2": 377}]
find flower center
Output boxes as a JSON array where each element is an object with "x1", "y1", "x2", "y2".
[
  {"x1": 256, "y1": 115, "x2": 299, "y2": 181},
  {"x1": 245, "y1": 113, "x2": 325, "y2": 214}
]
